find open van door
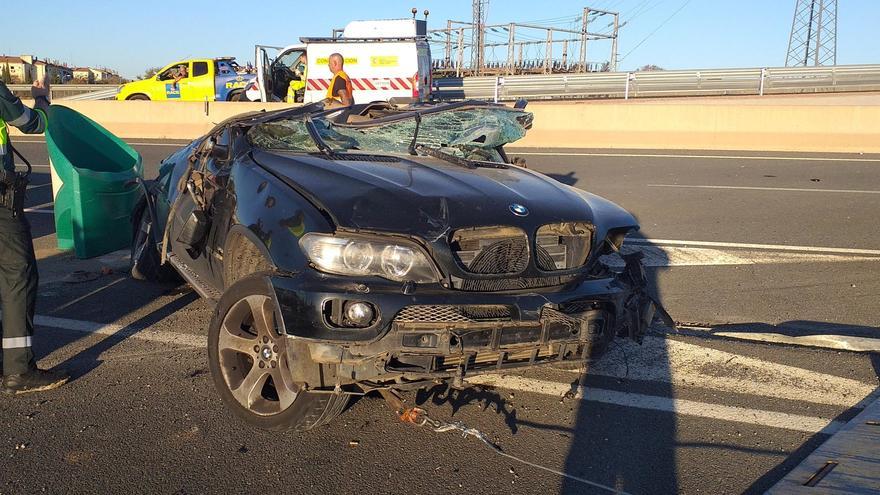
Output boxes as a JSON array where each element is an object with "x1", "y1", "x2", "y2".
[{"x1": 255, "y1": 45, "x2": 277, "y2": 102}]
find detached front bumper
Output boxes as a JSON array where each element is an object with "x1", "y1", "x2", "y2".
[{"x1": 269, "y1": 254, "x2": 661, "y2": 389}]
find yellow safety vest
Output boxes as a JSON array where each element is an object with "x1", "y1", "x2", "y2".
[
  {"x1": 0, "y1": 119, "x2": 9, "y2": 170},
  {"x1": 326, "y1": 70, "x2": 353, "y2": 102},
  {"x1": 287, "y1": 80, "x2": 306, "y2": 103}
]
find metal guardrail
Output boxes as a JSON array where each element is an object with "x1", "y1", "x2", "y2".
[
  {"x1": 6, "y1": 84, "x2": 120, "y2": 101},
  {"x1": 59, "y1": 87, "x2": 121, "y2": 101},
  {"x1": 433, "y1": 64, "x2": 880, "y2": 101}
]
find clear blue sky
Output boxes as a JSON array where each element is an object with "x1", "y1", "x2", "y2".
[{"x1": 3, "y1": 0, "x2": 877, "y2": 79}]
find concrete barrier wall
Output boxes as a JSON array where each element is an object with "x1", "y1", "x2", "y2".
[
  {"x1": 517, "y1": 100, "x2": 880, "y2": 153},
  {"x1": 10, "y1": 98, "x2": 880, "y2": 153}
]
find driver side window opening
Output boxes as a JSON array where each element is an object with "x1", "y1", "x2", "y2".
[
  {"x1": 159, "y1": 63, "x2": 188, "y2": 81},
  {"x1": 272, "y1": 50, "x2": 305, "y2": 100}
]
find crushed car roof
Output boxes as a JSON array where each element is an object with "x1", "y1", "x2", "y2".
[{"x1": 244, "y1": 101, "x2": 534, "y2": 161}]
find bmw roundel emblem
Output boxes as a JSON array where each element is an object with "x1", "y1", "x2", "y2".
[{"x1": 509, "y1": 203, "x2": 529, "y2": 217}]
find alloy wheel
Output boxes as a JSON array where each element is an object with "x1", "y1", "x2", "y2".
[{"x1": 217, "y1": 295, "x2": 300, "y2": 416}]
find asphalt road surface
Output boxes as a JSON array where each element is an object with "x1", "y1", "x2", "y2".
[{"x1": 3, "y1": 138, "x2": 879, "y2": 494}]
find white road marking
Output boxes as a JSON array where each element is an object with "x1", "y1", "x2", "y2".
[
  {"x1": 33, "y1": 312, "x2": 872, "y2": 433},
  {"x1": 15, "y1": 139, "x2": 186, "y2": 147},
  {"x1": 16, "y1": 142, "x2": 880, "y2": 159},
  {"x1": 648, "y1": 184, "x2": 880, "y2": 194},
  {"x1": 466, "y1": 374, "x2": 847, "y2": 434},
  {"x1": 627, "y1": 238, "x2": 880, "y2": 256},
  {"x1": 35, "y1": 314, "x2": 205, "y2": 348},
  {"x1": 677, "y1": 328, "x2": 880, "y2": 353},
  {"x1": 611, "y1": 244, "x2": 880, "y2": 267},
  {"x1": 570, "y1": 336, "x2": 877, "y2": 407},
  {"x1": 24, "y1": 201, "x2": 55, "y2": 214},
  {"x1": 512, "y1": 151, "x2": 880, "y2": 163}
]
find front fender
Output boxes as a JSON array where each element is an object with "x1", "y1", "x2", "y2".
[
  {"x1": 571, "y1": 187, "x2": 640, "y2": 241},
  {"x1": 225, "y1": 157, "x2": 335, "y2": 273}
]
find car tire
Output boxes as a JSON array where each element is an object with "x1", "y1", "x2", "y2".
[
  {"x1": 228, "y1": 90, "x2": 244, "y2": 102},
  {"x1": 208, "y1": 274, "x2": 349, "y2": 432},
  {"x1": 130, "y1": 197, "x2": 179, "y2": 283},
  {"x1": 127, "y1": 94, "x2": 150, "y2": 101}
]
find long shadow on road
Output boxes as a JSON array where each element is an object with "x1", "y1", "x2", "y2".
[
  {"x1": 21, "y1": 246, "x2": 200, "y2": 381},
  {"x1": 558, "y1": 233, "x2": 677, "y2": 494}
]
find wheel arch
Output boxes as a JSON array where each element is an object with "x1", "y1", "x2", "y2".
[{"x1": 223, "y1": 225, "x2": 277, "y2": 288}]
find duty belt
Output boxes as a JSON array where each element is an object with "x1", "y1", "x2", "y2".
[{"x1": 0, "y1": 143, "x2": 32, "y2": 217}]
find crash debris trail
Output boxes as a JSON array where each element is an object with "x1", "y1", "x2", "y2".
[{"x1": 379, "y1": 390, "x2": 632, "y2": 494}]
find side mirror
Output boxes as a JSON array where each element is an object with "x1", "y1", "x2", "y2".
[
  {"x1": 514, "y1": 98, "x2": 528, "y2": 110},
  {"x1": 210, "y1": 144, "x2": 229, "y2": 160},
  {"x1": 176, "y1": 209, "x2": 209, "y2": 248}
]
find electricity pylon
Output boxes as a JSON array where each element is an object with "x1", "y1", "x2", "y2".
[{"x1": 785, "y1": 0, "x2": 838, "y2": 67}]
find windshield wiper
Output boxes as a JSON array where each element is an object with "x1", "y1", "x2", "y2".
[
  {"x1": 304, "y1": 115, "x2": 333, "y2": 155},
  {"x1": 408, "y1": 113, "x2": 422, "y2": 156},
  {"x1": 414, "y1": 144, "x2": 509, "y2": 170}
]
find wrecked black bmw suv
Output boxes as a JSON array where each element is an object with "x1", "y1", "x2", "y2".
[{"x1": 131, "y1": 100, "x2": 662, "y2": 431}]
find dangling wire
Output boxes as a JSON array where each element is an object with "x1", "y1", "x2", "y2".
[{"x1": 380, "y1": 390, "x2": 633, "y2": 495}]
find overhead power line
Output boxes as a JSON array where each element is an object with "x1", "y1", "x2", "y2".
[{"x1": 619, "y1": 0, "x2": 692, "y2": 62}]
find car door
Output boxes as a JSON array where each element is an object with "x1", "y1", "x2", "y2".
[
  {"x1": 180, "y1": 60, "x2": 214, "y2": 101},
  {"x1": 155, "y1": 62, "x2": 189, "y2": 100},
  {"x1": 166, "y1": 129, "x2": 234, "y2": 290},
  {"x1": 255, "y1": 46, "x2": 275, "y2": 102}
]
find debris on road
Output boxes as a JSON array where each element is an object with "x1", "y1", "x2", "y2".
[{"x1": 379, "y1": 389, "x2": 632, "y2": 494}]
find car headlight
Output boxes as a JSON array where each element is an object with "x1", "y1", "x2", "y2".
[{"x1": 300, "y1": 233, "x2": 439, "y2": 283}]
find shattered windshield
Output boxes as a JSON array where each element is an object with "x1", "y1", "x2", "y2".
[{"x1": 247, "y1": 106, "x2": 533, "y2": 162}]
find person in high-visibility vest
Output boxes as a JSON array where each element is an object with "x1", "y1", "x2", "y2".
[
  {"x1": 0, "y1": 78, "x2": 69, "y2": 395},
  {"x1": 286, "y1": 54, "x2": 307, "y2": 104},
  {"x1": 325, "y1": 53, "x2": 353, "y2": 107}
]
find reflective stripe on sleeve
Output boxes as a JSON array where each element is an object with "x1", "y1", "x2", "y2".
[
  {"x1": 2, "y1": 336, "x2": 32, "y2": 349},
  {"x1": 0, "y1": 143, "x2": 6, "y2": 156},
  {"x1": 7, "y1": 107, "x2": 32, "y2": 127},
  {"x1": 33, "y1": 108, "x2": 47, "y2": 134}
]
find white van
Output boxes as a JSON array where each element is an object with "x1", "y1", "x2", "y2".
[{"x1": 248, "y1": 18, "x2": 433, "y2": 104}]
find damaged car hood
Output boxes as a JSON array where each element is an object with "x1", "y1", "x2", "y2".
[{"x1": 252, "y1": 150, "x2": 629, "y2": 237}]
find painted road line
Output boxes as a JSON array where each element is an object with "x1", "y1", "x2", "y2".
[
  {"x1": 15, "y1": 139, "x2": 186, "y2": 147},
  {"x1": 612, "y1": 244, "x2": 880, "y2": 267},
  {"x1": 676, "y1": 326, "x2": 880, "y2": 353},
  {"x1": 648, "y1": 184, "x2": 880, "y2": 194},
  {"x1": 627, "y1": 239, "x2": 880, "y2": 256},
  {"x1": 35, "y1": 314, "x2": 205, "y2": 348},
  {"x1": 33, "y1": 311, "x2": 865, "y2": 433},
  {"x1": 567, "y1": 336, "x2": 876, "y2": 407},
  {"x1": 15, "y1": 142, "x2": 880, "y2": 159},
  {"x1": 466, "y1": 374, "x2": 846, "y2": 434},
  {"x1": 24, "y1": 200, "x2": 55, "y2": 214},
  {"x1": 512, "y1": 151, "x2": 880, "y2": 163}
]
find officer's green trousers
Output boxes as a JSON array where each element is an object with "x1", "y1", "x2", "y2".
[{"x1": 0, "y1": 208, "x2": 37, "y2": 376}]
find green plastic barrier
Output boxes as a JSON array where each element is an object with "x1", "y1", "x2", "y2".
[{"x1": 45, "y1": 105, "x2": 143, "y2": 259}]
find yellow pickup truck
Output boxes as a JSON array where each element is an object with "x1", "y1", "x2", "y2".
[{"x1": 117, "y1": 58, "x2": 251, "y2": 101}]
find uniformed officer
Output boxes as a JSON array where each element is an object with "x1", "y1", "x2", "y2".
[
  {"x1": 286, "y1": 53, "x2": 307, "y2": 104},
  {"x1": 0, "y1": 78, "x2": 69, "y2": 395}
]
